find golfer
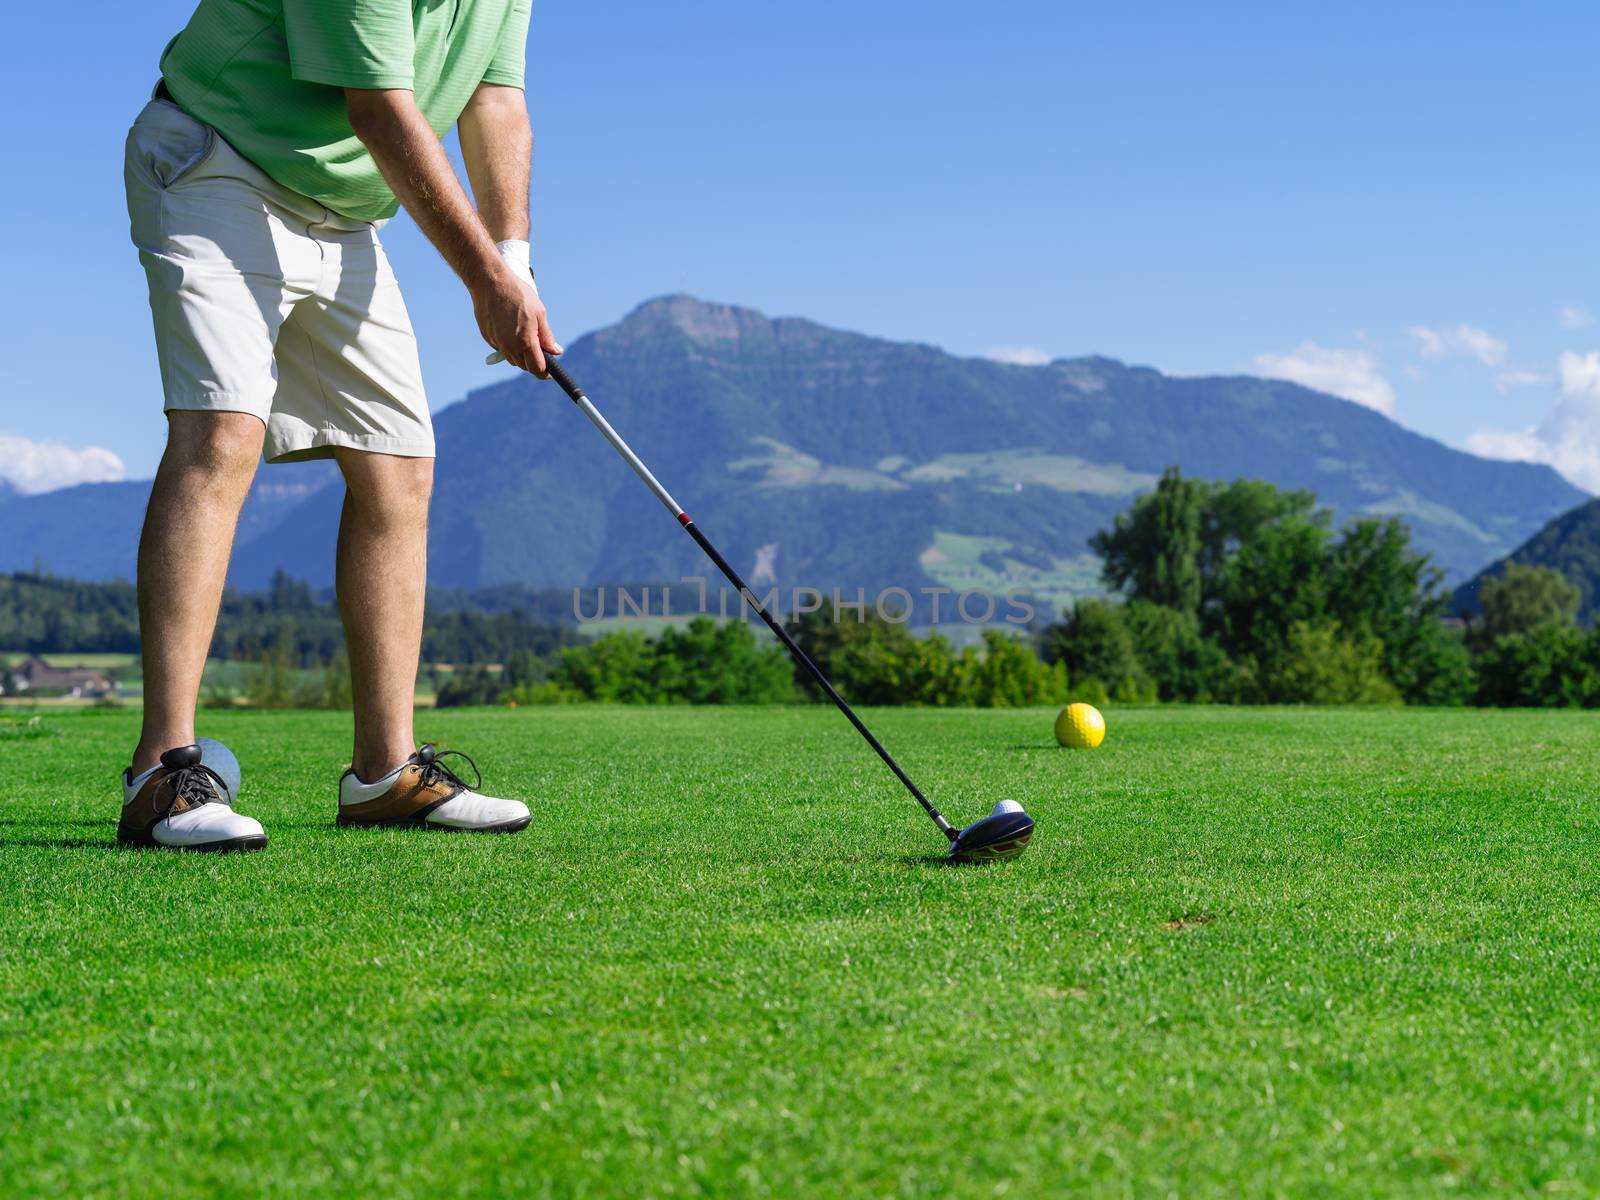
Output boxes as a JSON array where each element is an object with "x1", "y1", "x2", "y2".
[{"x1": 120, "y1": 0, "x2": 557, "y2": 850}]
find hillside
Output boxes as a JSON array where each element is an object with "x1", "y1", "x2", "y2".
[
  {"x1": 4, "y1": 297, "x2": 1584, "y2": 609},
  {"x1": 1454, "y1": 498, "x2": 1600, "y2": 620}
]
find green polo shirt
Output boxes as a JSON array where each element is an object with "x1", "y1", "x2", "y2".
[{"x1": 159, "y1": 0, "x2": 531, "y2": 222}]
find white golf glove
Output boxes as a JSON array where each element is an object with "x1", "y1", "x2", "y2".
[
  {"x1": 496, "y1": 239, "x2": 538, "y2": 292},
  {"x1": 486, "y1": 240, "x2": 538, "y2": 365}
]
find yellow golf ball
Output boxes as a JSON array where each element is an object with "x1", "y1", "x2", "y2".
[{"x1": 1054, "y1": 702, "x2": 1106, "y2": 749}]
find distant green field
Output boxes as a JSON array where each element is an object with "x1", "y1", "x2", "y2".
[
  {"x1": 3, "y1": 706, "x2": 1599, "y2": 1196},
  {"x1": 0, "y1": 651, "x2": 139, "y2": 671},
  {"x1": 0, "y1": 656, "x2": 444, "y2": 706},
  {"x1": 918, "y1": 530, "x2": 1103, "y2": 613},
  {"x1": 0, "y1": 656, "x2": 303, "y2": 706}
]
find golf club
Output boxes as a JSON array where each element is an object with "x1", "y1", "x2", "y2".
[{"x1": 513, "y1": 354, "x2": 1034, "y2": 863}]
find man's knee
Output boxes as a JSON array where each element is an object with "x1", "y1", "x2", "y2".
[
  {"x1": 340, "y1": 452, "x2": 434, "y2": 525},
  {"x1": 163, "y1": 411, "x2": 265, "y2": 480}
]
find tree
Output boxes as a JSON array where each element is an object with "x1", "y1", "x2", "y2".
[
  {"x1": 1472, "y1": 563, "x2": 1581, "y2": 651},
  {"x1": 1473, "y1": 624, "x2": 1600, "y2": 707},
  {"x1": 1122, "y1": 600, "x2": 1232, "y2": 702},
  {"x1": 1041, "y1": 598, "x2": 1147, "y2": 698},
  {"x1": 553, "y1": 632, "x2": 662, "y2": 703},
  {"x1": 789, "y1": 609, "x2": 964, "y2": 706},
  {"x1": 0, "y1": 573, "x2": 141, "y2": 653},
  {"x1": 1092, "y1": 468, "x2": 1204, "y2": 613},
  {"x1": 267, "y1": 569, "x2": 314, "y2": 612},
  {"x1": 299, "y1": 647, "x2": 353, "y2": 709},
  {"x1": 1237, "y1": 621, "x2": 1400, "y2": 705},
  {"x1": 1197, "y1": 478, "x2": 1321, "y2": 588},
  {"x1": 244, "y1": 635, "x2": 298, "y2": 708},
  {"x1": 957, "y1": 630, "x2": 1070, "y2": 708},
  {"x1": 434, "y1": 665, "x2": 504, "y2": 708},
  {"x1": 652, "y1": 618, "x2": 796, "y2": 704},
  {"x1": 1093, "y1": 470, "x2": 1322, "y2": 621},
  {"x1": 1325, "y1": 518, "x2": 1471, "y2": 705},
  {"x1": 504, "y1": 648, "x2": 544, "y2": 690},
  {"x1": 1388, "y1": 618, "x2": 1473, "y2": 707},
  {"x1": 1214, "y1": 516, "x2": 1331, "y2": 664}
]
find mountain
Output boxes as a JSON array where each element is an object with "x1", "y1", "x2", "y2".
[
  {"x1": 5, "y1": 297, "x2": 1585, "y2": 608},
  {"x1": 0, "y1": 462, "x2": 336, "y2": 582},
  {"x1": 1454, "y1": 498, "x2": 1600, "y2": 620}
]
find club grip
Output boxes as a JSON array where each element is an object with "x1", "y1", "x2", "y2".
[
  {"x1": 486, "y1": 350, "x2": 582, "y2": 401},
  {"x1": 544, "y1": 359, "x2": 583, "y2": 401}
]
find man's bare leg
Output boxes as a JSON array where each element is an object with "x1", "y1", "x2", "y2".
[
  {"x1": 131, "y1": 412, "x2": 265, "y2": 775},
  {"x1": 334, "y1": 450, "x2": 433, "y2": 782}
]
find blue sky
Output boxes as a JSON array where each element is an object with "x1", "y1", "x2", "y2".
[{"x1": 3, "y1": 1, "x2": 1597, "y2": 490}]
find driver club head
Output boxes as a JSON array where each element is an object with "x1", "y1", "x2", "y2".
[{"x1": 946, "y1": 808, "x2": 1035, "y2": 864}]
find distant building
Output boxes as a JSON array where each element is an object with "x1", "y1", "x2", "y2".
[{"x1": 5, "y1": 657, "x2": 116, "y2": 698}]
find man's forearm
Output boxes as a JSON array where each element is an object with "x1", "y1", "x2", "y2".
[
  {"x1": 345, "y1": 86, "x2": 558, "y2": 374},
  {"x1": 459, "y1": 84, "x2": 532, "y2": 245},
  {"x1": 345, "y1": 88, "x2": 504, "y2": 291}
]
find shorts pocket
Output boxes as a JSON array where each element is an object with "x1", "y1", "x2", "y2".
[{"x1": 136, "y1": 103, "x2": 219, "y2": 190}]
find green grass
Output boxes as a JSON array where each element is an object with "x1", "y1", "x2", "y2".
[{"x1": 4, "y1": 706, "x2": 1599, "y2": 1197}]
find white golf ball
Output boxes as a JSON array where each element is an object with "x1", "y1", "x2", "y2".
[{"x1": 991, "y1": 799, "x2": 1025, "y2": 816}]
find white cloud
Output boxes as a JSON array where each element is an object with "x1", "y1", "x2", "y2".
[
  {"x1": 1466, "y1": 351, "x2": 1600, "y2": 492},
  {"x1": 1254, "y1": 343, "x2": 1396, "y2": 416},
  {"x1": 1465, "y1": 426, "x2": 1547, "y2": 461},
  {"x1": 1494, "y1": 369, "x2": 1548, "y2": 393},
  {"x1": 983, "y1": 347, "x2": 1051, "y2": 366},
  {"x1": 1408, "y1": 323, "x2": 1508, "y2": 366},
  {"x1": 1563, "y1": 350, "x2": 1600, "y2": 394},
  {"x1": 1559, "y1": 306, "x2": 1594, "y2": 331},
  {"x1": 0, "y1": 434, "x2": 126, "y2": 495}
]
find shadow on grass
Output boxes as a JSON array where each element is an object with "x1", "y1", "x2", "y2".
[{"x1": 892, "y1": 854, "x2": 961, "y2": 869}]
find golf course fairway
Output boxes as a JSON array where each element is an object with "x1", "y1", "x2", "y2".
[{"x1": 4, "y1": 705, "x2": 1597, "y2": 1197}]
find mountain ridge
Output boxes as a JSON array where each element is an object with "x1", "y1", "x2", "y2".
[
  {"x1": 3, "y1": 296, "x2": 1585, "y2": 606},
  {"x1": 1454, "y1": 498, "x2": 1600, "y2": 620}
]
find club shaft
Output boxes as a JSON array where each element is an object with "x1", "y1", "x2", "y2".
[{"x1": 541, "y1": 359, "x2": 957, "y2": 840}]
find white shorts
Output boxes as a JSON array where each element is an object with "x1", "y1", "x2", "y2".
[{"x1": 124, "y1": 97, "x2": 434, "y2": 463}]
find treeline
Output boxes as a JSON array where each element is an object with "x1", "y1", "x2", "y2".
[
  {"x1": 1467, "y1": 564, "x2": 1600, "y2": 706},
  {"x1": 1041, "y1": 468, "x2": 1597, "y2": 707},
  {"x1": 436, "y1": 618, "x2": 1073, "y2": 708},
  {"x1": 437, "y1": 623, "x2": 796, "y2": 707},
  {"x1": 0, "y1": 574, "x2": 140, "y2": 653},
  {"x1": 1045, "y1": 470, "x2": 1463, "y2": 705},
  {"x1": 0, "y1": 570, "x2": 580, "y2": 664}
]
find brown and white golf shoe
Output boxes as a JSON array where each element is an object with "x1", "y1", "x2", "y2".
[
  {"x1": 337, "y1": 744, "x2": 530, "y2": 832},
  {"x1": 118, "y1": 745, "x2": 268, "y2": 852}
]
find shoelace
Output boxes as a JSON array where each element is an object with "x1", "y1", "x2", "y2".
[
  {"x1": 157, "y1": 764, "x2": 223, "y2": 818},
  {"x1": 418, "y1": 747, "x2": 483, "y2": 795}
]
